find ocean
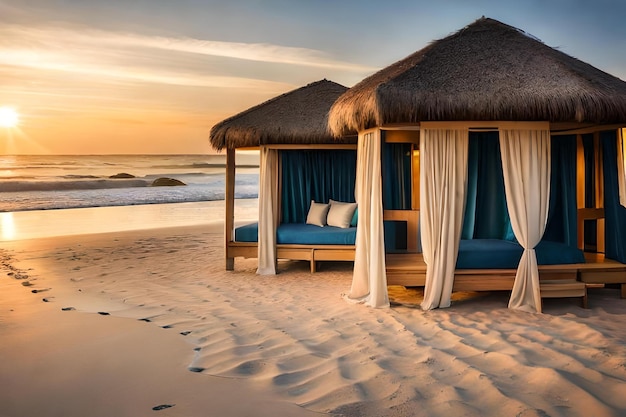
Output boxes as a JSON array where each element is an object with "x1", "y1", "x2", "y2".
[{"x1": 0, "y1": 154, "x2": 259, "y2": 212}]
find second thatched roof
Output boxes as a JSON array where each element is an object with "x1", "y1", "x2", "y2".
[
  {"x1": 210, "y1": 79, "x2": 354, "y2": 150},
  {"x1": 329, "y1": 17, "x2": 626, "y2": 137}
]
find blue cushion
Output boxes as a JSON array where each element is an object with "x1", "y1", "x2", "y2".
[
  {"x1": 234, "y1": 222, "x2": 259, "y2": 242},
  {"x1": 455, "y1": 239, "x2": 585, "y2": 269},
  {"x1": 277, "y1": 223, "x2": 356, "y2": 245},
  {"x1": 535, "y1": 240, "x2": 586, "y2": 265},
  {"x1": 234, "y1": 223, "x2": 356, "y2": 245},
  {"x1": 456, "y1": 239, "x2": 523, "y2": 269}
]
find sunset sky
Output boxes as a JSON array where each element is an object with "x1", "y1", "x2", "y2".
[{"x1": 1, "y1": 0, "x2": 625, "y2": 155}]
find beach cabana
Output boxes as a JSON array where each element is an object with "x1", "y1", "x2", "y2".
[
  {"x1": 210, "y1": 79, "x2": 358, "y2": 274},
  {"x1": 328, "y1": 17, "x2": 626, "y2": 312}
]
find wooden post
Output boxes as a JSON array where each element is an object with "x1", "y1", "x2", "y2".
[
  {"x1": 225, "y1": 147, "x2": 235, "y2": 270},
  {"x1": 412, "y1": 145, "x2": 421, "y2": 253},
  {"x1": 412, "y1": 145, "x2": 420, "y2": 211},
  {"x1": 576, "y1": 134, "x2": 585, "y2": 249},
  {"x1": 594, "y1": 132, "x2": 604, "y2": 206},
  {"x1": 594, "y1": 132, "x2": 605, "y2": 253}
]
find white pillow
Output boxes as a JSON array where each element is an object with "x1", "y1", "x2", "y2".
[
  {"x1": 306, "y1": 200, "x2": 330, "y2": 227},
  {"x1": 327, "y1": 199, "x2": 358, "y2": 228}
]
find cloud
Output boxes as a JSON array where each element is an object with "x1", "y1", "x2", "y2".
[
  {"x1": 0, "y1": 46, "x2": 292, "y2": 91},
  {"x1": 98, "y1": 30, "x2": 377, "y2": 73},
  {"x1": 0, "y1": 23, "x2": 376, "y2": 90}
]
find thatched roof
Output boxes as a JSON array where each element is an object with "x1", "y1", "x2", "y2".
[
  {"x1": 329, "y1": 17, "x2": 626, "y2": 136},
  {"x1": 210, "y1": 79, "x2": 355, "y2": 150}
]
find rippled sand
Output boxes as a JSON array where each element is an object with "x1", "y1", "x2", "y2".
[{"x1": 1, "y1": 207, "x2": 626, "y2": 416}]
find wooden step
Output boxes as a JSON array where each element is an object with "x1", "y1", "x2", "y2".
[{"x1": 540, "y1": 280, "x2": 587, "y2": 308}]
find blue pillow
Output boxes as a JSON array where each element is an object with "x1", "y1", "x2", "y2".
[{"x1": 350, "y1": 208, "x2": 358, "y2": 227}]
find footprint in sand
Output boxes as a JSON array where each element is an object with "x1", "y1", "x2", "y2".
[
  {"x1": 8, "y1": 271, "x2": 28, "y2": 280},
  {"x1": 152, "y1": 404, "x2": 175, "y2": 411},
  {"x1": 97, "y1": 312, "x2": 110, "y2": 316},
  {"x1": 31, "y1": 288, "x2": 51, "y2": 294},
  {"x1": 62, "y1": 307, "x2": 76, "y2": 311}
]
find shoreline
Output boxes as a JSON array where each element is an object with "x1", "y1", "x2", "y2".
[{"x1": 0, "y1": 199, "x2": 259, "y2": 241}]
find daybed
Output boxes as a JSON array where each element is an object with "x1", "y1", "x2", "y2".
[
  {"x1": 232, "y1": 219, "x2": 410, "y2": 272},
  {"x1": 232, "y1": 219, "x2": 357, "y2": 273},
  {"x1": 387, "y1": 239, "x2": 586, "y2": 288}
]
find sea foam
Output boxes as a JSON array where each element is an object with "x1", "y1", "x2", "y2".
[{"x1": 0, "y1": 154, "x2": 259, "y2": 212}]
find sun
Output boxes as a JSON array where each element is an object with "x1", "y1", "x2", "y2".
[{"x1": 0, "y1": 107, "x2": 19, "y2": 128}]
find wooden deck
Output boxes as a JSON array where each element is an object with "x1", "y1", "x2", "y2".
[
  {"x1": 386, "y1": 252, "x2": 626, "y2": 298},
  {"x1": 228, "y1": 241, "x2": 626, "y2": 299}
]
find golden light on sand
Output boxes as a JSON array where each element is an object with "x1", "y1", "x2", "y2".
[
  {"x1": 1, "y1": 212, "x2": 16, "y2": 240},
  {"x1": 0, "y1": 107, "x2": 19, "y2": 128}
]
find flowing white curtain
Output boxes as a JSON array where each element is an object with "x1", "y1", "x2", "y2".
[
  {"x1": 257, "y1": 147, "x2": 279, "y2": 275},
  {"x1": 499, "y1": 127, "x2": 550, "y2": 313},
  {"x1": 618, "y1": 128, "x2": 626, "y2": 208},
  {"x1": 420, "y1": 126, "x2": 469, "y2": 310},
  {"x1": 348, "y1": 129, "x2": 389, "y2": 308}
]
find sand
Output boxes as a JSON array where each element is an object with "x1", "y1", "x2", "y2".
[{"x1": 1, "y1": 204, "x2": 626, "y2": 416}]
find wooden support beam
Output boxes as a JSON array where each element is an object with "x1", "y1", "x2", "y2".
[
  {"x1": 263, "y1": 144, "x2": 357, "y2": 150},
  {"x1": 594, "y1": 132, "x2": 605, "y2": 253},
  {"x1": 412, "y1": 146, "x2": 420, "y2": 211},
  {"x1": 225, "y1": 148, "x2": 235, "y2": 270},
  {"x1": 576, "y1": 134, "x2": 585, "y2": 249},
  {"x1": 594, "y1": 132, "x2": 604, "y2": 207}
]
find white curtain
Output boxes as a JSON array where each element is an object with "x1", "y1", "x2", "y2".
[
  {"x1": 348, "y1": 129, "x2": 389, "y2": 308},
  {"x1": 257, "y1": 146, "x2": 279, "y2": 275},
  {"x1": 499, "y1": 127, "x2": 550, "y2": 313},
  {"x1": 618, "y1": 128, "x2": 626, "y2": 208},
  {"x1": 420, "y1": 126, "x2": 469, "y2": 310}
]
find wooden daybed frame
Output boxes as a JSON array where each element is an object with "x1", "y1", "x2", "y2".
[
  {"x1": 226, "y1": 241, "x2": 355, "y2": 273},
  {"x1": 386, "y1": 252, "x2": 626, "y2": 301}
]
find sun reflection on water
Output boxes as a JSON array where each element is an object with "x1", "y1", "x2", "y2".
[{"x1": 1, "y1": 212, "x2": 16, "y2": 240}]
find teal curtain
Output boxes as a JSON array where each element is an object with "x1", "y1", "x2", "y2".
[
  {"x1": 462, "y1": 137, "x2": 479, "y2": 238},
  {"x1": 462, "y1": 132, "x2": 514, "y2": 240},
  {"x1": 461, "y1": 132, "x2": 577, "y2": 245},
  {"x1": 280, "y1": 149, "x2": 356, "y2": 224},
  {"x1": 602, "y1": 130, "x2": 626, "y2": 263},
  {"x1": 381, "y1": 140, "x2": 412, "y2": 210},
  {"x1": 544, "y1": 135, "x2": 578, "y2": 247}
]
